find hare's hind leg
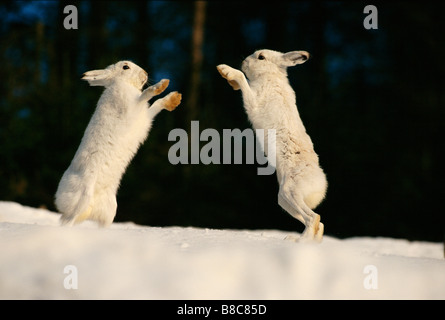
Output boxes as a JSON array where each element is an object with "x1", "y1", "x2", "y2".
[
  {"x1": 73, "y1": 205, "x2": 93, "y2": 224},
  {"x1": 278, "y1": 194, "x2": 304, "y2": 242},
  {"x1": 278, "y1": 193, "x2": 304, "y2": 225},
  {"x1": 278, "y1": 182, "x2": 323, "y2": 242},
  {"x1": 90, "y1": 192, "x2": 117, "y2": 227},
  {"x1": 315, "y1": 221, "x2": 324, "y2": 242},
  {"x1": 59, "y1": 205, "x2": 93, "y2": 226}
]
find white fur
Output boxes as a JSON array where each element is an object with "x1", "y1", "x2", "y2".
[
  {"x1": 217, "y1": 49, "x2": 327, "y2": 242},
  {"x1": 55, "y1": 60, "x2": 181, "y2": 227}
]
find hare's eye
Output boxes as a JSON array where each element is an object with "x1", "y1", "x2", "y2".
[
  {"x1": 258, "y1": 54, "x2": 265, "y2": 60},
  {"x1": 123, "y1": 65, "x2": 130, "y2": 70}
]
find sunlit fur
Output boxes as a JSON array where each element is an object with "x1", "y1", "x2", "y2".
[
  {"x1": 55, "y1": 60, "x2": 181, "y2": 227},
  {"x1": 217, "y1": 49, "x2": 327, "y2": 242}
]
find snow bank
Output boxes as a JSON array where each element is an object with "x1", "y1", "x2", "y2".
[{"x1": 0, "y1": 201, "x2": 444, "y2": 299}]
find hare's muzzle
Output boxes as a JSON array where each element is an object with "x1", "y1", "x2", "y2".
[{"x1": 139, "y1": 70, "x2": 148, "y2": 86}]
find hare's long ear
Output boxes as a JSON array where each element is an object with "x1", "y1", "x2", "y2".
[
  {"x1": 81, "y1": 69, "x2": 112, "y2": 86},
  {"x1": 281, "y1": 51, "x2": 310, "y2": 67}
]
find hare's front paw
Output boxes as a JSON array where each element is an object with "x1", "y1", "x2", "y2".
[
  {"x1": 152, "y1": 79, "x2": 170, "y2": 95},
  {"x1": 216, "y1": 64, "x2": 242, "y2": 90},
  {"x1": 217, "y1": 64, "x2": 240, "y2": 80},
  {"x1": 163, "y1": 91, "x2": 182, "y2": 111}
]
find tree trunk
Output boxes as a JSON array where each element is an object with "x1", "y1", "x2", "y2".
[{"x1": 186, "y1": 1, "x2": 207, "y2": 124}]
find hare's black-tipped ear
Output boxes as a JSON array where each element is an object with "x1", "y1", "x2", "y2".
[
  {"x1": 81, "y1": 69, "x2": 111, "y2": 87},
  {"x1": 282, "y1": 51, "x2": 310, "y2": 67}
]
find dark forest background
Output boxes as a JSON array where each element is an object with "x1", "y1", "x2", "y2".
[{"x1": 1, "y1": 1, "x2": 444, "y2": 242}]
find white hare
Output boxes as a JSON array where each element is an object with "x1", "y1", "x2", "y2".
[
  {"x1": 217, "y1": 49, "x2": 327, "y2": 242},
  {"x1": 55, "y1": 60, "x2": 182, "y2": 227}
]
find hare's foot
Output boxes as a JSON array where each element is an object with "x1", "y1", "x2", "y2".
[
  {"x1": 284, "y1": 233, "x2": 314, "y2": 243},
  {"x1": 74, "y1": 206, "x2": 93, "y2": 224},
  {"x1": 216, "y1": 64, "x2": 243, "y2": 90},
  {"x1": 152, "y1": 79, "x2": 170, "y2": 95},
  {"x1": 299, "y1": 227, "x2": 323, "y2": 243},
  {"x1": 285, "y1": 223, "x2": 324, "y2": 243},
  {"x1": 284, "y1": 234, "x2": 316, "y2": 244},
  {"x1": 163, "y1": 91, "x2": 182, "y2": 111},
  {"x1": 285, "y1": 233, "x2": 322, "y2": 243},
  {"x1": 301, "y1": 215, "x2": 323, "y2": 243},
  {"x1": 315, "y1": 222, "x2": 324, "y2": 242},
  {"x1": 60, "y1": 206, "x2": 92, "y2": 226},
  {"x1": 284, "y1": 234, "x2": 299, "y2": 242},
  {"x1": 60, "y1": 215, "x2": 74, "y2": 227}
]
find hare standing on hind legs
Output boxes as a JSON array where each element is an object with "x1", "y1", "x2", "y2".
[
  {"x1": 217, "y1": 49, "x2": 327, "y2": 242},
  {"x1": 55, "y1": 60, "x2": 182, "y2": 227}
]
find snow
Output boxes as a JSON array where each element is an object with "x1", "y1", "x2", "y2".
[{"x1": 1, "y1": 201, "x2": 444, "y2": 300}]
